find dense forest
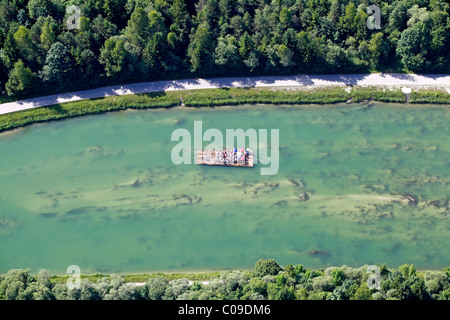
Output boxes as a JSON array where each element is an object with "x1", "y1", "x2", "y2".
[
  {"x1": 1, "y1": 259, "x2": 449, "y2": 300},
  {"x1": 0, "y1": 0, "x2": 449, "y2": 99}
]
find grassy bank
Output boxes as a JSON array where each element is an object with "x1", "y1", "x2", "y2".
[
  {"x1": 180, "y1": 86, "x2": 408, "y2": 106},
  {"x1": 49, "y1": 271, "x2": 225, "y2": 285},
  {"x1": 0, "y1": 87, "x2": 448, "y2": 133},
  {"x1": 408, "y1": 89, "x2": 450, "y2": 104},
  {"x1": 0, "y1": 92, "x2": 181, "y2": 133}
]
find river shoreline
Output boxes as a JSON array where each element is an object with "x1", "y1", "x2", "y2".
[{"x1": 0, "y1": 85, "x2": 449, "y2": 134}]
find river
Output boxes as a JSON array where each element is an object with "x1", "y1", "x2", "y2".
[{"x1": 0, "y1": 103, "x2": 448, "y2": 274}]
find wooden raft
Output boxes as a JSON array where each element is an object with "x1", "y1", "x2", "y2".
[{"x1": 197, "y1": 150, "x2": 254, "y2": 167}]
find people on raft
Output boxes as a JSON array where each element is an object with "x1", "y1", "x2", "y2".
[{"x1": 216, "y1": 148, "x2": 251, "y2": 165}]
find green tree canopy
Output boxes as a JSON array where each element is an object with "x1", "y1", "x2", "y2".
[
  {"x1": 253, "y1": 259, "x2": 282, "y2": 277},
  {"x1": 40, "y1": 21, "x2": 57, "y2": 50},
  {"x1": 5, "y1": 59, "x2": 35, "y2": 96},
  {"x1": 397, "y1": 22, "x2": 430, "y2": 71},
  {"x1": 142, "y1": 276, "x2": 169, "y2": 300},
  {"x1": 41, "y1": 42, "x2": 76, "y2": 86},
  {"x1": 0, "y1": 30, "x2": 18, "y2": 70},
  {"x1": 100, "y1": 37, "x2": 128, "y2": 78},
  {"x1": 188, "y1": 23, "x2": 214, "y2": 73},
  {"x1": 125, "y1": 7, "x2": 150, "y2": 48},
  {"x1": 14, "y1": 26, "x2": 35, "y2": 62}
]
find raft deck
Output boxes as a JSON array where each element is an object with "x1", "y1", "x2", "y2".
[{"x1": 197, "y1": 149, "x2": 254, "y2": 167}]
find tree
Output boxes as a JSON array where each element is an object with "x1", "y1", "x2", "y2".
[
  {"x1": 220, "y1": 271, "x2": 248, "y2": 299},
  {"x1": 16, "y1": 8, "x2": 30, "y2": 27},
  {"x1": 312, "y1": 275, "x2": 335, "y2": 292},
  {"x1": 41, "y1": 42, "x2": 76, "y2": 86},
  {"x1": 352, "y1": 283, "x2": 373, "y2": 300},
  {"x1": 27, "y1": 282, "x2": 54, "y2": 300},
  {"x1": 276, "y1": 273, "x2": 287, "y2": 286},
  {"x1": 143, "y1": 32, "x2": 167, "y2": 74},
  {"x1": 247, "y1": 277, "x2": 267, "y2": 296},
  {"x1": 295, "y1": 287, "x2": 309, "y2": 300},
  {"x1": 284, "y1": 264, "x2": 295, "y2": 278},
  {"x1": 331, "y1": 279, "x2": 358, "y2": 300},
  {"x1": 407, "y1": 5, "x2": 431, "y2": 27},
  {"x1": 91, "y1": 14, "x2": 119, "y2": 50},
  {"x1": 0, "y1": 30, "x2": 18, "y2": 70},
  {"x1": 328, "y1": 0, "x2": 342, "y2": 24},
  {"x1": 443, "y1": 267, "x2": 450, "y2": 279},
  {"x1": 297, "y1": 31, "x2": 319, "y2": 68},
  {"x1": 62, "y1": 279, "x2": 101, "y2": 300},
  {"x1": 40, "y1": 21, "x2": 57, "y2": 50},
  {"x1": 168, "y1": 0, "x2": 191, "y2": 53},
  {"x1": 381, "y1": 266, "x2": 430, "y2": 301},
  {"x1": 0, "y1": 269, "x2": 35, "y2": 300},
  {"x1": 100, "y1": 37, "x2": 128, "y2": 78},
  {"x1": 163, "y1": 278, "x2": 191, "y2": 300},
  {"x1": 253, "y1": 8, "x2": 269, "y2": 35},
  {"x1": 27, "y1": 0, "x2": 52, "y2": 20},
  {"x1": 142, "y1": 276, "x2": 169, "y2": 300},
  {"x1": 389, "y1": 1, "x2": 408, "y2": 31},
  {"x1": 368, "y1": 32, "x2": 385, "y2": 68},
  {"x1": 354, "y1": 5, "x2": 368, "y2": 41},
  {"x1": 52, "y1": 283, "x2": 69, "y2": 300},
  {"x1": 331, "y1": 268, "x2": 346, "y2": 286},
  {"x1": 73, "y1": 48, "x2": 99, "y2": 81},
  {"x1": 77, "y1": 279, "x2": 101, "y2": 300},
  {"x1": 187, "y1": 23, "x2": 214, "y2": 73},
  {"x1": 14, "y1": 26, "x2": 34, "y2": 62},
  {"x1": 282, "y1": 28, "x2": 298, "y2": 51},
  {"x1": 5, "y1": 59, "x2": 35, "y2": 96},
  {"x1": 98, "y1": 276, "x2": 126, "y2": 300},
  {"x1": 148, "y1": 10, "x2": 166, "y2": 36},
  {"x1": 167, "y1": 31, "x2": 178, "y2": 50},
  {"x1": 125, "y1": 7, "x2": 150, "y2": 48},
  {"x1": 5, "y1": 281, "x2": 26, "y2": 300},
  {"x1": 214, "y1": 35, "x2": 240, "y2": 70},
  {"x1": 37, "y1": 269, "x2": 52, "y2": 288},
  {"x1": 438, "y1": 288, "x2": 450, "y2": 300},
  {"x1": 407, "y1": 275, "x2": 429, "y2": 300},
  {"x1": 238, "y1": 32, "x2": 254, "y2": 60},
  {"x1": 339, "y1": 3, "x2": 367, "y2": 41},
  {"x1": 277, "y1": 44, "x2": 294, "y2": 68},
  {"x1": 238, "y1": 33, "x2": 259, "y2": 72},
  {"x1": 429, "y1": 10, "x2": 449, "y2": 55},
  {"x1": 340, "y1": 3, "x2": 358, "y2": 35},
  {"x1": 0, "y1": 0, "x2": 16, "y2": 25},
  {"x1": 116, "y1": 284, "x2": 142, "y2": 300},
  {"x1": 267, "y1": 283, "x2": 295, "y2": 300},
  {"x1": 102, "y1": 0, "x2": 127, "y2": 25},
  {"x1": 253, "y1": 259, "x2": 282, "y2": 277},
  {"x1": 325, "y1": 43, "x2": 349, "y2": 71},
  {"x1": 279, "y1": 7, "x2": 292, "y2": 27},
  {"x1": 397, "y1": 23, "x2": 430, "y2": 71},
  {"x1": 103, "y1": 0, "x2": 115, "y2": 21},
  {"x1": 169, "y1": 0, "x2": 189, "y2": 30},
  {"x1": 218, "y1": 0, "x2": 234, "y2": 17}
]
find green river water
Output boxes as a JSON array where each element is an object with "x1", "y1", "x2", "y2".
[{"x1": 0, "y1": 103, "x2": 448, "y2": 274}]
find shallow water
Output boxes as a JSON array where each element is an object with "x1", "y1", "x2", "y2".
[{"x1": 0, "y1": 103, "x2": 449, "y2": 274}]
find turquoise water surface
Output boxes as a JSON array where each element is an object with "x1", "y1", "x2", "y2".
[{"x1": 0, "y1": 103, "x2": 448, "y2": 274}]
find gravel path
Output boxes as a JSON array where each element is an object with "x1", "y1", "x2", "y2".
[{"x1": 1, "y1": 73, "x2": 449, "y2": 115}]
